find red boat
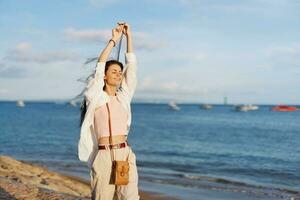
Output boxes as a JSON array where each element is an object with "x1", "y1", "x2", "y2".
[{"x1": 272, "y1": 105, "x2": 298, "y2": 112}]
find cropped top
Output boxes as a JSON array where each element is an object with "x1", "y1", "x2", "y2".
[{"x1": 94, "y1": 95, "x2": 128, "y2": 138}]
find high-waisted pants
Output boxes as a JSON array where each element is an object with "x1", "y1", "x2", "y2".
[{"x1": 90, "y1": 145, "x2": 140, "y2": 200}]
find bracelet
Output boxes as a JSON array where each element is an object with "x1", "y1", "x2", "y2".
[{"x1": 109, "y1": 39, "x2": 116, "y2": 47}]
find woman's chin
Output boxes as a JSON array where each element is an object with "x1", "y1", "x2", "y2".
[{"x1": 113, "y1": 82, "x2": 121, "y2": 87}]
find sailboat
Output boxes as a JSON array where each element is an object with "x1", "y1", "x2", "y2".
[
  {"x1": 16, "y1": 100, "x2": 25, "y2": 107},
  {"x1": 235, "y1": 104, "x2": 259, "y2": 112},
  {"x1": 168, "y1": 101, "x2": 180, "y2": 111},
  {"x1": 69, "y1": 100, "x2": 77, "y2": 107},
  {"x1": 201, "y1": 104, "x2": 213, "y2": 110}
]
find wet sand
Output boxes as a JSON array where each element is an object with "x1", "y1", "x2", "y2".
[{"x1": 0, "y1": 155, "x2": 177, "y2": 200}]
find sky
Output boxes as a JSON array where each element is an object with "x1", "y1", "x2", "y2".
[{"x1": 0, "y1": 0, "x2": 299, "y2": 104}]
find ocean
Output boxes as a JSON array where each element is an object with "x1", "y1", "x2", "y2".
[{"x1": 0, "y1": 101, "x2": 299, "y2": 199}]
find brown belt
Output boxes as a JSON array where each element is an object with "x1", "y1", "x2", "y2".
[{"x1": 98, "y1": 141, "x2": 129, "y2": 150}]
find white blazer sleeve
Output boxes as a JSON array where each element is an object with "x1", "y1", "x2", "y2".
[
  {"x1": 120, "y1": 52, "x2": 137, "y2": 101},
  {"x1": 84, "y1": 62, "x2": 106, "y2": 106}
]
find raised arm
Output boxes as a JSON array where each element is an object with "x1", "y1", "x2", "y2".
[
  {"x1": 125, "y1": 24, "x2": 133, "y2": 53},
  {"x1": 98, "y1": 25, "x2": 124, "y2": 62},
  {"x1": 120, "y1": 23, "x2": 137, "y2": 101},
  {"x1": 84, "y1": 25, "x2": 124, "y2": 105}
]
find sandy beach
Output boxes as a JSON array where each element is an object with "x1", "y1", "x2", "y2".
[
  {"x1": 0, "y1": 155, "x2": 177, "y2": 200},
  {"x1": 3, "y1": 155, "x2": 297, "y2": 200}
]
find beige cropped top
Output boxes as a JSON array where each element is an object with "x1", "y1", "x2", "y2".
[{"x1": 94, "y1": 95, "x2": 128, "y2": 139}]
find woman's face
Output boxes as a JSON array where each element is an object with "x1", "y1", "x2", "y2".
[{"x1": 104, "y1": 64, "x2": 123, "y2": 86}]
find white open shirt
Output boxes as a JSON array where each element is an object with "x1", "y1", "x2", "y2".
[{"x1": 78, "y1": 52, "x2": 137, "y2": 169}]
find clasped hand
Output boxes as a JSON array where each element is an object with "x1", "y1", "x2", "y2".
[{"x1": 112, "y1": 22, "x2": 131, "y2": 43}]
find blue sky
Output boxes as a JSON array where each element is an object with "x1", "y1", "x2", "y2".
[{"x1": 0, "y1": 0, "x2": 299, "y2": 104}]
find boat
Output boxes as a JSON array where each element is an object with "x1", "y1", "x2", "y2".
[
  {"x1": 235, "y1": 104, "x2": 259, "y2": 112},
  {"x1": 16, "y1": 100, "x2": 25, "y2": 107},
  {"x1": 168, "y1": 101, "x2": 180, "y2": 111},
  {"x1": 235, "y1": 105, "x2": 249, "y2": 112},
  {"x1": 69, "y1": 100, "x2": 77, "y2": 107},
  {"x1": 272, "y1": 105, "x2": 298, "y2": 112},
  {"x1": 247, "y1": 104, "x2": 259, "y2": 111},
  {"x1": 201, "y1": 104, "x2": 213, "y2": 110}
]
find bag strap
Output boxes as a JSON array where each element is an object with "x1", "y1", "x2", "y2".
[
  {"x1": 106, "y1": 103, "x2": 115, "y2": 161},
  {"x1": 106, "y1": 102, "x2": 129, "y2": 162}
]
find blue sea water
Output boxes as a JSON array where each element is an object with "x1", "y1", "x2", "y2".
[{"x1": 0, "y1": 101, "x2": 299, "y2": 199}]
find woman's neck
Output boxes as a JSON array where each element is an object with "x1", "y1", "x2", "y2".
[{"x1": 104, "y1": 85, "x2": 117, "y2": 96}]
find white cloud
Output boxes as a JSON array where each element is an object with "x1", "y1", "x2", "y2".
[
  {"x1": 138, "y1": 76, "x2": 153, "y2": 89},
  {"x1": 64, "y1": 28, "x2": 111, "y2": 43},
  {"x1": 180, "y1": 52, "x2": 208, "y2": 62},
  {"x1": 0, "y1": 88, "x2": 8, "y2": 95},
  {"x1": 161, "y1": 81, "x2": 178, "y2": 91},
  {"x1": 64, "y1": 28, "x2": 165, "y2": 51},
  {"x1": 264, "y1": 45, "x2": 300, "y2": 57},
  {"x1": 172, "y1": 0, "x2": 298, "y2": 10},
  {"x1": 5, "y1": 51, "x2": 80, "y2": 63},
  {"x1": 15, "y1": 42, "x2": 32, "y2": 53},
  {"x1": 262, "y1": 43, "x2": 300, "y2": 69},
  {"x1": 134, "y1": 32, "x2": 166, "y2": 50},
  {"x1": 0, "y1": 42, "x2": 82, "y2": 82},
  {"x1": 256, "y1": 64, "x2": 273, "y2": 71},
  {"x1": 138, "y1": 77, "x2": 199, "y2": 96},
  {"x1": 4, "y1": 42, "x2": 80, "y2": 64},
  {"x1": 0, "y1": 65, "x2": 28, "y2": 79}
]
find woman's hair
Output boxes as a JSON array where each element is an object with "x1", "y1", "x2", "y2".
[{"x1": 79, "y1": 60, "x2": 124, "y2": 127}]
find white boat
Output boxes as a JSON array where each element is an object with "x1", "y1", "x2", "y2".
[
  {"x1": 235, "y1": 104, "x2": 259, "y2": 112},
  {"x1": 235, "y1": 105, "x2": 249, "y2": 112},
  {"x1": 248, "y1": 104, "x2": 259, "y2": 110},
  {"x1": 168, "y1": 101, "x2": 180, "y2": 111},
  {"x1": 201, "y1": 104, "x2": 213, "y2": 110},
  {"x1": 69, "y1": 100, "x2": 77, "y2": 107},
  {"x1": 16, "y1": 100, "x2": 25, "y2": 107}
]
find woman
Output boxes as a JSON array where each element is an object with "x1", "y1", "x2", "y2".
[{"x1": 78, "y1": 22, "x2": 140, "y2": 200}]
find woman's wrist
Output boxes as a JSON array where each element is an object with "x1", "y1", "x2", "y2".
[
  {"x1": 111, "y1": 36, "x2": 118, "y2": 42},
  {"x1": 109, "y1": 38, "x2": 116, "y2": 47}
]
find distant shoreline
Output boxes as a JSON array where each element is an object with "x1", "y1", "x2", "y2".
[{"x1": 0, "y1": 100, "x2": 299, "y2": 106}]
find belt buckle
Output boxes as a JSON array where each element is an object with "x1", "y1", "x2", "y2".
[{"x1": 111, "y1": 144, "x2": 119, "y2": 149}]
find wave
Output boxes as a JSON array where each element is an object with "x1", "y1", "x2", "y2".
[
  {"x1": 180, "y1": 173, "x2": 299, "y2": 193},
  {"x1": 138, "y1": 160, "x2": 300, "y2": 183},
  {"x1": 140, "y1": 172, "x2": 300, "y2": 199}
]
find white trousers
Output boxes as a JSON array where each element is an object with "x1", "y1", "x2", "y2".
[{"x1": 90, "y1": 145, "x2": 140, "y2": 200}]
